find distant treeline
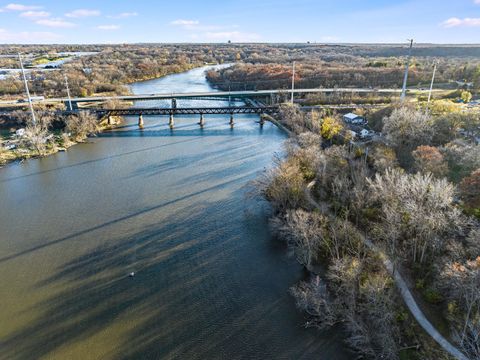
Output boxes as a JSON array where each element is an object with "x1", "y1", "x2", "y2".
[{"x1": 2, "y1": 43, "x2": 480, "y2": 100}]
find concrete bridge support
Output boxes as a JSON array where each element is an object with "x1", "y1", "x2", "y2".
[
  {"x1": 171, "y1": 98, "x2": 177, "y2": 109},
  {"x1": 229, "y1": 114, "x2": 234, "y2": 127},
  {"x1": 270, "y1": 93, "x2": 279, "y2": 105},
  {"x1": 259, "y1": 114, "x2": 266, "y2": 126},
  {"x1": 107, "y1": 115, "x2": 113, "y2": 125},
  {"x1": 199, "y1": 114, "x2": 205, "y2": 127},
  {"x1": 169, "y1": 114, "x2": 175, "y2": 128},
  {"x1": 138, "y1": 114, "x2": 144, "y2": 128}
]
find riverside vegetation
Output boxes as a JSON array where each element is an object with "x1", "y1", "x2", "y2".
[
  {"x1": 2, "y1": 43, "x2": 480, "y2": 164},
  {"x1": 1, "y1": 44, "x2": 480, "y2": 357},
  {"x1": 0, "y1": 43, "x2": 243, "y2": 165},
  {"x1": 257, "y1": 102, "x2": 480, "y2": 359},
  {"x1": 0, "y1": 109, "x2": 100, "y2": 165}
]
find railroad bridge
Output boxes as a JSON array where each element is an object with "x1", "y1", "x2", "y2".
[{"x1": 97, "y1": 105, "x2": 278, "y2": 128}]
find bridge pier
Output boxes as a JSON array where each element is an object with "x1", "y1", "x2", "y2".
[
  {"x1": 138, "y1": 114, "x2": 144, "y2": 128},
  {"x1": 107, "y1": 115, "x2": 113, "y2": 125},
  {"x1": 259, "y1": 114, "x2": 266, "y2": 126},
  {"x1": 169, "y1": 114, "x2": 175, "y2": 128},
  {"x1": 171, "y1": 98, "x2": 177, "y2": 109},
  {"x1": 199, "y1": 114, "x2": 205, "y2": 127},
  {"x1": 229, "y1": 114, "x2": 234, "y2": 127}
]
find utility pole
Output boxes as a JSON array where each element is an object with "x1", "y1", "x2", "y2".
[
  {"x1": 427, "y1": 60, "x2": 438, "y2": 106},
  {"x1": 64, "y1": 74, "x2": 73, "y2": 111},
  {"x1": 228, "y1": 82, "x2": 231, "y2": 106},
  {"x1": 291, "y1": 61, "x2": 295, "y2": 104},
  {"x1": 400, "y1": 39, "x2": 414, "y2": 102},
  {"x1": 18, "y1": 53, "x2": 36, "y2": 124}
]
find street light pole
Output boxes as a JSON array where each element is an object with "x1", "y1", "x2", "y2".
[
  {"x1": 291, "y1": 61, "x2": 295, "y2": 104},
  {"x1": 18, "y1": 53, "x2": 36, "y2": 124},
  {"x1": 400, "y1": 39, "x2": 414, "y2": 102},
  {"x1": 64, "y1": 74, "x2": 73, "y2": 111}
]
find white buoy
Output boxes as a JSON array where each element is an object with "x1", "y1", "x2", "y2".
[{"x1": 129, "y1": 272, "x2": 135, "y2": 277}]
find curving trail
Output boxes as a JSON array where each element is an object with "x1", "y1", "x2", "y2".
[{"x1": 304, "y1": 181, "x2": 469, "y2": 360}]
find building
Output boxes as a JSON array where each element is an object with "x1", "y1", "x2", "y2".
[
  {"x1": 359, "y1": 129, "x2": 373, "y2": 139},
  {"x1": 455, "y1": 80, "x2": 473, "y2": 88},
  {"x1": 343, "y1": 112, "x2": 366, "y2": 125}
]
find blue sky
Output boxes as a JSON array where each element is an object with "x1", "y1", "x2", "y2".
[{"x1": 1, "y1": 0, "x2": 480, "y2": 44}]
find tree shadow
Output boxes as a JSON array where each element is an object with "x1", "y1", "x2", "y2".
[
  {"x1": 0, "y1": 137, "x2": 203, "y2": 184},
  {"x1": 0, "y1": 194, "x2": 347, "y2": 360}
]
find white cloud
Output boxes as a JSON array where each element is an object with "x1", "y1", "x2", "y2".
[
  {"x1": 97, "y1": 24, "x2": 120, "y2": 30},
  {"x1": 204, "y1": 31, "x2": 260, "y2": 42},
  {"x1": 65, "y1": 9, "x2": 100, "y2": 18},
  {"x1": 36, "y1": 18, "x2": 76, "y2": 28},
  {"x1": 171, "y1": 19, "x2": 199, "y2": 26},
  {"x1": 474, "y1": 0, "x2": 480, "y2": 4},
  {"x1": 19, "y1": 10, "x2": 50, "y2": 18},
  {"x1": 108, "y1": 12, "x2": 138, "y2": 19},
  {"x1": 0, "y1": 28, "x2": 62, "y2": 42},
  {"x1": 442, "y1": 17, "x2": 480, "y2": 27},
  {"x1": 4, "y1": 3, "x2": 42, "y2": 11}
]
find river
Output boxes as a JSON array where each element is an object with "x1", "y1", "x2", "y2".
[{"x1": 0, "y1": 65, "x2": 349, "y2": 359}]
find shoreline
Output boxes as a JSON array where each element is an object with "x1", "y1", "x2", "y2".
[
  {"x1": 0, "y1": 65, "x2": 214, "y2": 167},
  {"x1": 0, "y1": 63, "x2": 236, "y2": 169},
  {"x1": 0, "y1": 117, "x2": 119, "y2": 168}
]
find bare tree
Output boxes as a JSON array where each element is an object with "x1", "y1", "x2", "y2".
[
  {"x1": 280, "y1": 209, "x2": 327, "y2": 269},
  {"x1": 290, "y1": 275, "x2": 338, "y2": 329},
  {"x1": 441, "y1": 258, "x2": 480, "y2": 359},
  {"x1": 65, "y1": 111, "x2": 99, "y2": 142},
  {"x1": 371, "y1": 144, "x2": 398, "y2": 174},
  {"x1": 257, "y1": 155, "x2": 307, "y2": 212},
  {"x1": 382, "y1": 107, "x2": 434, "y2": 167},
  {"x1": 15, "y1": 110, "x2": 54, "y2": 156},
  {"x1": 442, "y1": 141, "x2": 480, "y2": 182},
  {"x1": 328, "y1": 256, "x2": 400, "y2": 360},
  {"x1": 367, "y1": 169, "x2": 464, "y2": 264},
  {"x1": 412, "y1": 145, "x2": 449, "y2": 178}
]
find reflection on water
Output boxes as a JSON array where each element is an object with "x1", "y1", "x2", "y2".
[{"x1": 0, "y1": 65, "x2": 349, "y2": 359}]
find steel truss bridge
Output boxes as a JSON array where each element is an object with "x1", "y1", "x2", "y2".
[{"x1": 99, "y1": 106, "x2": 277, "y2": 116}]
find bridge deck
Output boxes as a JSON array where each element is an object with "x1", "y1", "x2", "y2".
[
  {"x1": 0, "y1": 87, "x2": 443, "y2": 106},
  {"x1": 103, "y1": 106, "x2": 277, "y2": 116}
]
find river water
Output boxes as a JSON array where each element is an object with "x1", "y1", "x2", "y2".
[{"x1": 0, "y1": 65, "x2": 349, "y2": 359}]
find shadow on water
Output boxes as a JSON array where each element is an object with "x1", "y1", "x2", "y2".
[
  {"x1": 0, "y1": 194, "x2": 346, "y2": 360},
  {"x1": 0, "y1": 174, "x2": 252, "y2": 265},
  {"x1": 0, "y1": 65, "x2": 350, "y2": 360},
  {"x1": 0, "y1": 137, "x2": 203, "y2": 184},
  {"x1": 98, "y1": 128, "x2": 262, "y2": 138},
  {"x1": 124, "y1": 143, "x2": 266, "y2": 180}
]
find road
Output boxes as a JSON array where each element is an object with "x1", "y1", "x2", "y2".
[{"x1": 0, "y1": 88, "x2": 444, "y2": 106}]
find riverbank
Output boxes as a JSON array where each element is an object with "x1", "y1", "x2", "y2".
[
  {"x1": 0, "y1": 115, "x2": 121, "y2": 167},
  {"x1": 260, "y1": 103, "x2": 477, "y2": 359},
  {"x1": 0, "y1": 65, "x2": 344, "y2": 360},
  {"x1": 0, "y1": 62, "x2": 227, "y2": 167},
  {"x1": 123, "y1": 62, "x2": 220, "y2": 85}
]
